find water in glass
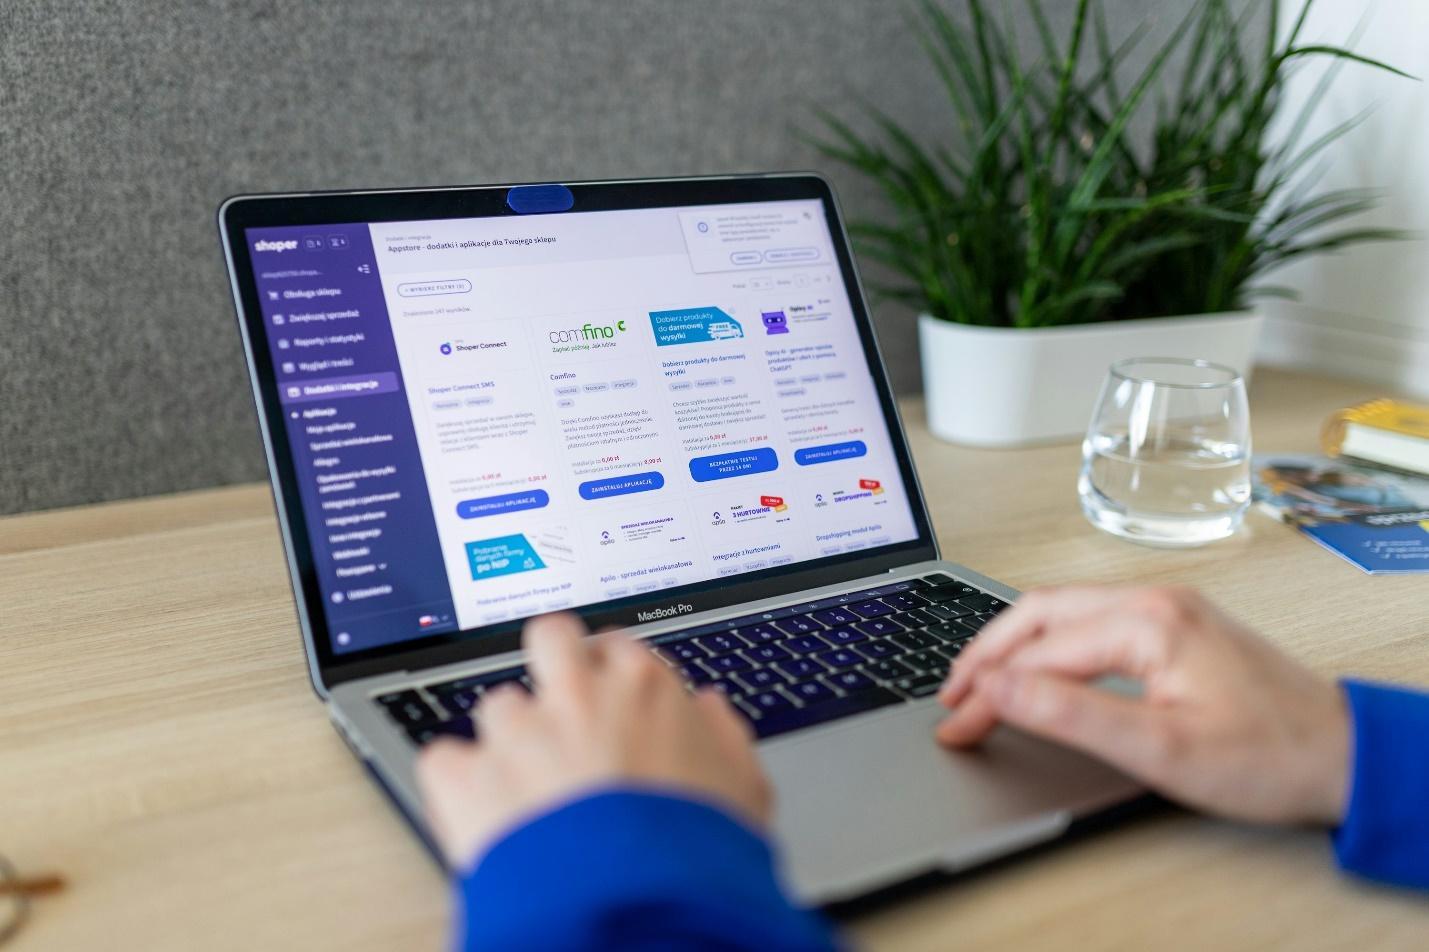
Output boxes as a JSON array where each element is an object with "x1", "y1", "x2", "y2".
[{"x1": 1078, "y1": 358, "x2": 1251, "y2": 547}]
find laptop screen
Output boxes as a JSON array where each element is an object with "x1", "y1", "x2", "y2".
[{"x1": 241, "y1": 196, "x2": 922, "y2": 655}]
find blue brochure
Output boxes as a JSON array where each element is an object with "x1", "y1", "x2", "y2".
[{"x1": 1252, "y1": 454, "x2": 1429, "y2": 574}]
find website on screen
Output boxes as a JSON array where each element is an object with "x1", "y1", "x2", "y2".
[{"x1": 246, "y1": 200, "x2": 918, "y2": 653}]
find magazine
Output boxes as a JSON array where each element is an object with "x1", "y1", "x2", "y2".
[{"x1": 1252, "y1": 454, "x2": 1429, "y2": 574}]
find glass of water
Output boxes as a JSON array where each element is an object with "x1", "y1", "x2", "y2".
[{"x1": 1078, "y1": 357, "x2": 1251, "y2": 547}]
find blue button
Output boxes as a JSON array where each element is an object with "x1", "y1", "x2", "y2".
[
  {"x1": 578, "y1": 471, "x2": 665, "y2": 500},
  {"x1": 688, "y1": 447, "x2": 780, "y2": 482},
  {"x1": 456, "y1": 489, "x2": 550, "y2": 519},
  {"x1": 794, "y1": 440, "x2": 867, "y2": 466}
]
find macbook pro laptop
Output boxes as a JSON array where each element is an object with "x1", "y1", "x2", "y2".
[{"x1": 218, "y1": 174, "x2": 1137, "y2": 902}]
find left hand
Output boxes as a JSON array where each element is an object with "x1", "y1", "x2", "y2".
[
  {"x1": 415, "y1": 613, "x2": 772, "y2": 871},
  {"x1": 935, "y1": 586, "x2": 1349, "y2": 826}
]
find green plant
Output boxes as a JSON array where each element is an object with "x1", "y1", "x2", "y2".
[{"x1": 809, "y1": 0, "x2": 1412, "y2": 328}]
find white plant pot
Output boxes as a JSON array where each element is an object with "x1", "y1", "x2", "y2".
[{"x1": 918, "y1": 311, "x2": 1264, "y2": 447}]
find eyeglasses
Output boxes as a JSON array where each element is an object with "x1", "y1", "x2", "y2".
[{"x1": 0, "y1": 853, "x2": 65, "y2": 946}]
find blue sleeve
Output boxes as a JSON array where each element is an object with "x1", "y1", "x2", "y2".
[
  {"x1": 1333, "y1": 679, "x2": 1429, "y2": 890},
  {"x1": 453, "y1": 788, "x2": 840, "y2": 952}
]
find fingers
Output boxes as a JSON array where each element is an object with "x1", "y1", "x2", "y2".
[
  {"x1": 604, "y1": 630, "x2": 681, "y2": 694},
  {"x1": 1000, "y1": 612, "x2": 1169, "y2": 683},
  {"x1": 523, "y1": 612, "x2": 596, "y2": 702},
  {"x1": 940, "y1": 587, "x2": 1144, "y2": 708},
  {"x1": 940, "y1": 668, "x2": 1178, "y2": 786},
  {"x1": 414, "y1": 739, "x2": 480, "y2": 865},
  {"x1": 694, "y1": 687, "x2": 756, "y2": 750},
  {"x1": 478, "y1": 683, "x2": 535, "y2": 734},
  {"x1": 934, "y1": 681, "x2": 1001, "y2": 747},
  {"x1": 693, "y1": 688, "x2": 772, "y2": 826}
]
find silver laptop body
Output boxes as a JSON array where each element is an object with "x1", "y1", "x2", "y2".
[{"x1": 219, "y1": 174, "x2": 1138, "y2": 904}]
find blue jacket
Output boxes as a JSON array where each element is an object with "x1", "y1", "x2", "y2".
[{"x1": 454, "y1": 679, "x2": 1429, "y2": 950}]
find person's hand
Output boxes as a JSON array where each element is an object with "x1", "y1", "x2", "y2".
[
  {"x1": 937, "y1": 586, "x2": 1350, "y2": 827},
  {"x1": 415, "y1": 613, "x2": 771, "y2": 871}
]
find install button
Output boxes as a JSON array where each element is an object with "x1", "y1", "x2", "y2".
[
  {"x1": 688, "y1": 447, "x2": 780, "y2": 482},
  {"x1": 456, "y1": 489, "x2": 550, "y2": 519},
  {"x1": 794, "y1": 440, "x2": 867, "y2": 466},
  {"x1": 578, "y1": 471, "x2": 666, "y2": 500}
]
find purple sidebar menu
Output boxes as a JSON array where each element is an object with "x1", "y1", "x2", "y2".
[{"x1": 246, "y1": 223, "x2": 457, "y2": 653}]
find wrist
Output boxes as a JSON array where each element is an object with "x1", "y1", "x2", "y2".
[{"x1": 1305, "y1": 682, "x2": 1352, "y2": 827}]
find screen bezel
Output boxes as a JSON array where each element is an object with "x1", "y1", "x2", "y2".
[{"x1": 219, "y1": 174, "x2": 939, "y2": 690}]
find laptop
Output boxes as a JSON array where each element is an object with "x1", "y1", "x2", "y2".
[{"x1": 218, "y1": 174, "x2": 1137, "y2": 902}]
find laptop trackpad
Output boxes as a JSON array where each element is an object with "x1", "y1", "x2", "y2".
[{"x1": 760, "y1": 702, "x2": 1140, "y2": 903}]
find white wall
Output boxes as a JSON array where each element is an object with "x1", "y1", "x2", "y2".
[{"x1": 1258, "y1": 0, "x2": 1429, "y2": 398}]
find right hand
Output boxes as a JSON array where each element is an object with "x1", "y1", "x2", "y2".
[{"x1": 936, "y1": 586, "x2": 1351, "y2": 827}]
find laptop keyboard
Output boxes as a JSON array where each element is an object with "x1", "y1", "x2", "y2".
[{"x1": 373, "y1": 575, "x2": 1009, "y2": 746}]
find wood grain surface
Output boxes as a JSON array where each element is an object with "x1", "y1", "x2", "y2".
[{"x1": 2, "y1": 368, "x2": 1425, "y2": 951}]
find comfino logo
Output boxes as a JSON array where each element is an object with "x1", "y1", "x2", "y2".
[
  {"x1": 549, "y1": 320, "x2": 627, "y2": 344},
  {"x1": 253, "y1": 239, "x2": 299, "y2": 253},
  {"x1": 636, "y1": 603, "x2": 694, "y2": 623}
]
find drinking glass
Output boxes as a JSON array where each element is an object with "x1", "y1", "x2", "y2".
[{"x1": 1078, "y1": 357, "x2": 1251, "y2": 547}]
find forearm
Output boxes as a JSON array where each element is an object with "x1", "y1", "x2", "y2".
[
  {"x1": 455, "y1": 788, "x2": 839, "y2": 952},
  {"x1": 1333, "y1": 679, "x2": 1429, "y2": 890}
]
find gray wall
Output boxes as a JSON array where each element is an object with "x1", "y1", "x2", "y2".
[{"x1": 2, "y1": 0, "x2": 1180, "y2": 514}]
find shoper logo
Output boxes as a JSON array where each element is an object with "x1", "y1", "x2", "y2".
[
  {"x1": 549, "y1": 320, "x2": 627, "y2": 344},
  {"x1": 253, "y1": 239, "x2": 299, "y2": 253},
  {"x1": 636, "y1": 602, "x2": 694, "y2": 623}
]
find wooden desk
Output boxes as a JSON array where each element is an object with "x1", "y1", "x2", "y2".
[{"x1": 2, "y1": 368, "x2": 1426, "y2": 951}]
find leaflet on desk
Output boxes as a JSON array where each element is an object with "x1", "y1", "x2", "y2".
[{"x1": 246, "y1": 201, "x2": 919, "y2": 653}]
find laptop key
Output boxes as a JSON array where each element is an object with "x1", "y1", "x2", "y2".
[
  {"x1": 738, "y1": 690, "x2": 798, "y2": 720},
  {"x1": 921, "y1": 573, "x2": 956, "y2": 586},
  {"x1": 811, "y1": 606, "x2": 861, "y2": 627},
  {"x1": 957, "y1": 593, "x2": 1006, "y2": 614},
  {"x1": 436, "y1": 689, "x2": 477, "y2": 713},
  {"x1": 781, "y1": 634, "x2": 830, "y2": 655},
  {"x1": 679, "y1": 663, "x2": 719, "y2": 687},
  {"x1": 891, "y1": 630, "x2": 938, "y2": 651},
  {"x1": 749, "y1": 687, "x2": 903, "y2": 739},
  {"x1": 657, "y1": 641, "x2": 707, "y2": 664},
  {"x1": 894, "y1": 608, "x2": 939, "y2": 629},
  {"x1": 848, "y1": 599, "x2": 894, "y2": 619},
  {"x1": 882, "y1": 592, "x2": 928, "y2": 611},
  {"x1": 889, "y1": 674, "x2": 943, "y2": 699},
  {"x1": 407, "y1": 716, "x2": 476, "y2": 745},
  {"x1": 928, "y1": 620, "x2": 978, "y2": 642},
  {"x1": 693, "y1": 632, "x2": 747, "y2": 656},
  {"x1": 934, "y1": 643, "x2": 964, "y2": 661},
  {"x1": 741, "y1": 644, "x2": 792, "y2": 665},
  {"x1": 901, "y1": 650, "x2": 949, "y2": 675},
  {"x1": 733, "y1": 668, "x2": 788, "y2": 693},
  {"x1": 706, "y1": 679, "x2": 737, "y2": 698},
  {"x1": 727, "y1": 623, "x2": 782, "y2": 644},
  {"x1": 853, "y1": 617, "x2": 906, "y2": 638},
  {"x1": 924, "y1": 584, "x2": 978, "y2": 604},
  {"x1": 429, "y1": 667, "x2": 526, "y2": 696},
  {"x1": 783, "y1": 680, "x2": 839, "y2": 706},
  {"x1": 822, "y1": 669, "x2": 878, "y2": 695},
  {"x1": 703, "y1": 655, "x2": 753, "y2": 676},
  {"x1": 863, "y1": 659, "x2": 914, "y2": 682},
  {"x1": 774, "y1": 657, "x2": 828, "y2": 681},
  {"x1": 814, "y1": 648, "x2": 863, "y2": 670},
  {"x1": 925, "y1": 601, "x2": 973, "y2": 620},
  {"x1": 772, "y1": 614, "x2": 822, "y2": 636},
  {"x1": 377, "y1": 690, "x2": 439, "y2": 726},
  {"x1": 854, "y1": 640, "x2": 900, "y2": 661},
  {"x1": 821, "y1": 626, "x2": 868, "y2": 647},
  {"x1": 960, "y1": 613, "x2": 995, "y2": 631}
]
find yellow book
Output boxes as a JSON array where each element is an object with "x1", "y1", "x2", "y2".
[{"x1": 1322, "y1": 398, "x2": 1429, "y2": 476}]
